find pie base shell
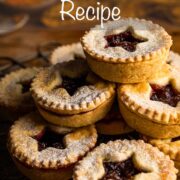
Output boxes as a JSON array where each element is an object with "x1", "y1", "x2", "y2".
[
  {"x1": 119, "y1": 101, "x2": 180, "y2": 139},
  {"x1": 37, "y1": 95, "x2": 114, "y2": 127},
  {"x1": 13, "y1": 157, "x2": 72, "y2": 180},
  {"x1": 73, "y1": 140, "x2": 177, "y2": 180},
  {"x1": 85, "y1": 51, "x2": 168, "y2": 83},
  {"x1": 96, "y1": 118, "x2": 133, "y2": 135}
]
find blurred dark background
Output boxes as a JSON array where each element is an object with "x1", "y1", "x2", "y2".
[{"x1": 0, "y1": 0, "x2": 179, "y2": 55}]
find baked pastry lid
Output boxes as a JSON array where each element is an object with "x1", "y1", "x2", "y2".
[
  {"x1": 31, "y1": 62, "x2": 115, "y2": 114},
  {"x1": 74, "y1": 140, "x2": 177, "y2": 180},
  {"x1": 8, "y1": 112, "x2": 97, "y2": 169},
  {"x1": 81, "y1": 18, "x2": 172, "y2": 63}
]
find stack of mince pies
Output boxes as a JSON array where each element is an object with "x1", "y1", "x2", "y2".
[
  {"x1": 3, "y1": 18, "x2": 179, "y2": 180},
  {"x1": 31, "y1": 58, "x2": 115, "y2": 128}
]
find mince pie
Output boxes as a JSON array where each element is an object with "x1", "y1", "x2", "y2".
[
  {"x1": 118, "y1": 51, "x2": 180, "y2": 138},
  {"x1": 96, "y1": 103, "x2": 133, "y2": 135},
  {"x1": 81, "y1": 18, "x2": 172, "y2": 83},
  {"x1": 8, "y1": 112, "x2": 97, "y2": 180},
  {"x1": 73, "y1": 140, "x2": 177, "y2": 180},
  {"x1": 0, "y1": 67, "x2": 40, "y2": 114},
  {"x1": 146, "y1": 136, "x2": 180, "y2": 176},
  {"x1": 50, "y1": 42, "x2": 85, "y2": 65},
  {"x1": 31, "y1": 58, "x2": 115, "y2": 127}
]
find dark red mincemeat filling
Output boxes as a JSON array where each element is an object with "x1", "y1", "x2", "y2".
[
  {"x1": 104, "y1": 29, "x2": 147, "y2": 52},
  {"x1": 33, "y1": 129, "x2": 65, "y2": 151},
  {"x1": 172, "y1": 136, "x2": 180, "y2": 142},
  {"x1": 150, "y1": 84, "x2": 180, "y2": 107},
  {"x1": 102, "y1": 158, "x2": 141, "y2": 180},
  {"x1": 54, "y1": 76, "x2": 88, "y2": 96},
  {"x1": 19, "y1": 80, "x2": 33, "y2": 94}
]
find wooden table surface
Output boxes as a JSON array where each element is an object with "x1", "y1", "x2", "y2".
[
  {"x1": 0, "y1": 0, "x2": 179, "y2": 179},
  {"x1": 0, "y1": 0, "x2": 180, "y2": 55}
]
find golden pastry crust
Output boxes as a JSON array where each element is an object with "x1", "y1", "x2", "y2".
[
  {"x1": 31, "y1": 60, "x2": 115, "y2": 115},
  {"x1": 81, "y1": 18, "x2": 172, "y2": 83},
  {"x1": 147, "y1": 63, "x2": 170, "y2": 82},
  {"x1": 8, "y1": 112, "x2": 97, "y2": 169},
  {"x1": 118, "y1": 52, "x2": 180, "y2": 138},
  {"x1": 82, "y1": 18, "x2": 172, "y2": 63},
  {"x1": 73, "y1": 140, "x2": 177, "y2": 180},
  {"x1": 0, "y1": 67, "x2": 40, "y2": 113},
  {"x1": 118, "y1": 50, "x2": 180, "y2": 125},
  {"x1": 37, "y1": 95, "x2": 114, "y2": 128},
  {"x1": 119, "y1": 83, "x2": 180, "y2": 125},
  {"x1": 85, "y1": 51, "x2": 169, "y2": 83},
  {"x1": 12, "y1": 157, "x2": 73, "y2": 180},
  {"x1": 119, "y1": 100, "x2": 180, "y2": 139}
]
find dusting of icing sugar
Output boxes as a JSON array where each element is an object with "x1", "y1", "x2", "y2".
[
  {"x1": 122, "y1": 85, "x2": 179, "y2": 125},
  {"x1": 120, "y1": 50, "x2": 180, "y2": 122},
  {"x1": 126, "y1": 83, "x2": 179, "y2": 113},
  {"x1": 36, "y1": 79, "x2": 106, "y2": 105},
  {"x1": 83, "y1": 19, "x2": 171, "y2": 59},
  {"x1": 50, "y1": 42, "x2": 85, "y2": 65},
  {"x1": 74, "y1": 140, "x2": 177, "y2": 180},
  {"x1": 126, "y1": 90, "x2": 179, "y2": 115},
  {"x1": 33, "y1": 63, "x2": 113, "y2": 108},
  {"x1": 9, "y1": 112, "x2": 97, "y2": 168}
]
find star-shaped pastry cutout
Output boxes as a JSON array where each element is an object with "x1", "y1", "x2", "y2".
[
  {"x1": 53, "y1": 76, "x2": 88, "y2": 96},
  {"x1": 150, "y1": 84, "x2": 180, "y2": 107},
  {"x1": 33, "y1": 129, "x2": 65, "y2": 151},
  {"x1": 104, "y1": 27, "x2": 148, "y2": 52}
]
